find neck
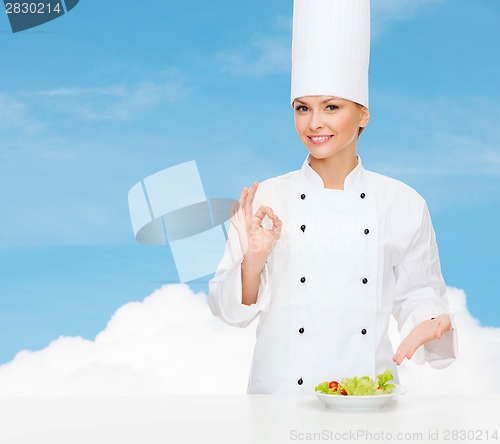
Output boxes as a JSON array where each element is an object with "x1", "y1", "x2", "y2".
[{"x1": 308, "y1": 148, "x2": 358, "y2": 190}]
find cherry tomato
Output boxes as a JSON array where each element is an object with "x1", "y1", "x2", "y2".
[
  {"x1": 328, "y1": 381, "x2": 339, "y2": 390},
  {"x1": 338, "y1": 385, "x2": 348, "y2": 395}
]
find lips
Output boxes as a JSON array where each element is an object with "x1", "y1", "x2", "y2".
[{"x1": 308, "y1": 135, "x2": 333, "y2": 144}]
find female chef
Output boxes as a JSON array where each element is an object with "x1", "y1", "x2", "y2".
[{"x1": 208, "y1": 0, "x2": 457, "y2": 394}]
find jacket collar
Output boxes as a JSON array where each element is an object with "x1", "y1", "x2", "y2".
[{"x1": 300, "y1": 154, "x2": 366, "y2": 192}]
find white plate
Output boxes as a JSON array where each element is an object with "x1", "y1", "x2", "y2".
[{"x1": 313, "y1": 385, "x2": 408, "y2": 411}]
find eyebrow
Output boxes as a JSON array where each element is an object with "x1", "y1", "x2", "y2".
[{"x1": 294, "y1": 97, "x2": 342, "y2": 105}]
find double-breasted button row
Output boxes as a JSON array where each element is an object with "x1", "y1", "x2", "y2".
[
  {"x1": 296, "y1": 189, "x2": 370, "y2": 388},
  {"x1": 293, "y1": 315, "x2": 367, "y2": 342},
  {"x1": 302, "y1": 191, "x2": 365, "y2": 199},
  {"x1": 299, "y1": 191, "x2": 307, "y2": 385},
  {"x1": 299, "y1": 225, "x2": 371, "y2": 234}
]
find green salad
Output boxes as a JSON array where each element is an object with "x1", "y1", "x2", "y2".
[{"x1": 315, "y1": 368, "x2": 396, "y2": 396}]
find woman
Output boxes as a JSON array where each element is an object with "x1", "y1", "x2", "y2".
[{"x1": 208, "y1": 0, "x2": 457, "y2": 394}]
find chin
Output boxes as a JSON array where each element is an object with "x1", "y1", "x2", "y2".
[{"x1": 306, "y1": 146, "x2": 338, "y2": 159}]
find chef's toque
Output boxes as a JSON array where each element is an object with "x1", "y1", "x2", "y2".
[{"x1": 291, "y1": 0, "x2": 370, "y2": 108}]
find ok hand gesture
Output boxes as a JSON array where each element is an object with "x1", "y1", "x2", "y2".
[{"x1": 230, "y1": 182, "x2": 282, "y2": 268}]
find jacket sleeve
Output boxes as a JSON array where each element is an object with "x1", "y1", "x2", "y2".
[
  {"x1": 208, "y1": 200, "x2": 272, "y2": 328},
  {"x1": 392, "y1": 200, "x2": 458, "y2": 368}
]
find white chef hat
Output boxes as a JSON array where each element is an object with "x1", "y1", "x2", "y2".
[{"x1": 291, "y1": 0, "x2": 370, "y2": 108}]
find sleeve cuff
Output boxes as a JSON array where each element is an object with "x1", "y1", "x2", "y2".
[{"x1": 208, "y1": 260, "x2": 271, "y2": 327}]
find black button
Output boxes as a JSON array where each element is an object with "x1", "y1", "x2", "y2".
[
  {"x1": 300, "y1": 224, "x2": 306, "y2": 232},
  {"x1": 298, "y1": 378, "x2": 303, "y2": 385},
  {"x1": 299, "y1": 327, "x2": 304, "y2": 334},
  {"x1": 300, "y1": 276, "x2": 306, "y2": 283},
  {"x1": 360, "y1": 193, "x2": 366, "y2": 199},
  {"x1": 362, "y1": 278, "x2": 368, "y2": 284},
  {"x1": 361, "y1": 328, "x2": 367, "y2": 335},
  {"x1": 300, "y1": 193, "x2": 306, "y2": 200},
  {"x1": 364, "y1": 228, "x2": 369, "y2": 235}
]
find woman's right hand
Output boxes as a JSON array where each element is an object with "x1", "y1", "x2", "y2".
[{"x1": 230, "y1": 182, "x2": 282, "y2": 269}]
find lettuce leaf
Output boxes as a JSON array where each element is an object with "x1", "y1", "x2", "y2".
[
  {"x1": 315, "y1": 368, "x2": 395, "y2": 396},
  {"x1": 340, "y1": 375, "x2": 379, "y2": 396},
  {"x1": 376, "y1": 368, "x2": 395, "y2": 394},
  {"x1": 314, "y1": 381, "x2": 342, "y2": 395},
  {"x1": 376, "y1": 368, "x2": 393, "y2": 387}
]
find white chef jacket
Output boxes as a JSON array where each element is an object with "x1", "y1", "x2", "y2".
[{"x1": 208, "y1": 155, "x2": 458, "y2": 394}]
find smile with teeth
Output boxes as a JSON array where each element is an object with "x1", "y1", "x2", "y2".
[{"x1": 308, "y1": 135, "x2": 332, "y2": 144}]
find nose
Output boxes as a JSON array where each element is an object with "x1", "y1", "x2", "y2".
[{"x1": 309, "y1": 111, "x2": 324, "y2": 131}]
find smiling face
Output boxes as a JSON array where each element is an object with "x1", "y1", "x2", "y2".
[{"x1": 293, "y1": 96, "x2": 370, "y2": 162}]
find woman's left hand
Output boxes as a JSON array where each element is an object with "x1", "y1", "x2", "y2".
[{"x1": 393, "y1": 314, "x2": 452, "y2": 365}]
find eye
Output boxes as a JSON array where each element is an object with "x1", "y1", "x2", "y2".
[
  {"x1": 294, "y1": 105, "x2": 309, "y2": 112},
  {"x1": 326, "y1": 104, "x2": 339, "y2": 111}
]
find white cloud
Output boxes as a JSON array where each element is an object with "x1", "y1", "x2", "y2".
[
  {"x1": 0, "y1": 284, "x2": 256, "y2": 394},
  {"x1": 0, "y1": 284, "x2": 497, "y2": 395}
]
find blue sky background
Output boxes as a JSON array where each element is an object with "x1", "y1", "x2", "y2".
[{"x1": 0, "y1": 0, "x2": 498, "y2": 364}]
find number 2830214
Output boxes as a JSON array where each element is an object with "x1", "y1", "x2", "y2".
[{"x1": 5, "y1": 2, "x2": 63, "y2": 14}]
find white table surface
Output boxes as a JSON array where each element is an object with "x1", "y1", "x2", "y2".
[{"x1": 0, "y1": 394, "x2": 498, "y2": 444}]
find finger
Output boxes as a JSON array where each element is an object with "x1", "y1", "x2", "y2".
[
  {"x1": 394, "y1": 348, "x2": 410, "y2": 365},
  {"x1": 254, "y1": 205, "x2": 275, "y2": 222},
  {"x1": 233, "y1": 188, "x2": 247, "y2": 227},
  {"x1": 244, "y1": 182, "x2": 258, "y2": 216},
  {"x1": 393, "y1": 348, "x2": 407, "y2": 365},
  {"x1": 392, "y1": 352, "x2": 403, "y2": 366},
  {"x1": 231, "y1": 186, "x2": 249, "y2": 228},
  {"x1": 392, "y1": 344, "x2": 405, "y2": 365},
  {"x1": 271, "y1": 216, "x2": 283, "y2": 237},
  {"x1": 393, "y1": 335, "x2": 415, "y2": 365},
  {"x1": 231, "y1": 194, "x2": 245, "y2": 219},
  {"x1": 239, "y1": 186, "x2": 248, "y2": 214},
  {"x1": 404, "y1": 344, "x2": 419, "y2": 361}
]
